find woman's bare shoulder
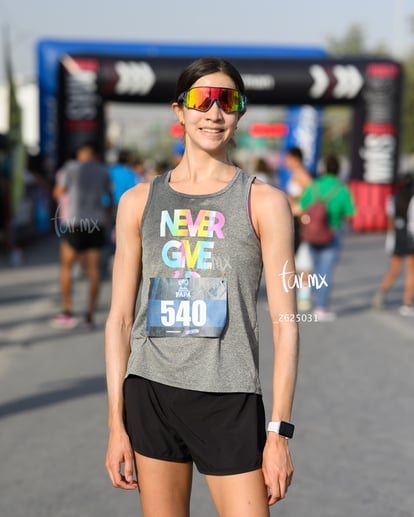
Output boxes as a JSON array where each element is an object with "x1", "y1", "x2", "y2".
[
  {"x1": 251, "y1": 180, "x2": 289, "y2": 210},
  {"x1": 118, "y1": 182, "x2": 150, "y2": 209}
]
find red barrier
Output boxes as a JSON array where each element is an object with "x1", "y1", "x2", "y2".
[{"x1": 349, "y1": 181, "x2": 395, "y2": 232}]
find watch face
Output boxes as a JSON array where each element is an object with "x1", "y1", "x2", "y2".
[{"x1": 279, "y1": 421, "x2": 295, "y2": 438}]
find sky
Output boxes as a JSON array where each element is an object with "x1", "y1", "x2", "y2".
[{"x1": 0, "y1": 0, "x2": 413, "y2": 84}]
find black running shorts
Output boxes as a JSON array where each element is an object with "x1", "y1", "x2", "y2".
[
  {"x1": 123, "y1": 375, "x2": 266, "y2": 476},
  {"x1": 63, "y1": 225, "x2": 106, "y2": 251}
]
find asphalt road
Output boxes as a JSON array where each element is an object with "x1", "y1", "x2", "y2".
[{"x1": 0, "y1": 230, "x2": 413, "y2": 517}]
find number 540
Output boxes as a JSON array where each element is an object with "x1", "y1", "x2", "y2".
[{"x1": 160, "y1": 300, "x2": 207, "y2": 327}]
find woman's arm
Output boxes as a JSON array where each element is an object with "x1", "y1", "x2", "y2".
[
  {"x1": 105, "y1": 184, "x2": 149, "y2": 490},
  {"x1": 251, "y1": 182, "x2": 300, "y2": 505}
]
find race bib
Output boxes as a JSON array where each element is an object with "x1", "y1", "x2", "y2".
[{"x1": 146, "y1": 277, "x2": 227, "y2": 337}]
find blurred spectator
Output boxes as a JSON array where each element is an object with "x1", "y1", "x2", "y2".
[
  {"x1": 299, "y1": 154, "x2": 355, "y2": 321},
  {"x1": 284, "y1": 146, "x2": 314, "y2": 310},
  {"x1": 373, "y1": 173, "x2": 414, "y2": 316},
  {"x1": 109, "y1": 149, "x2": 140, "y2": 206},
  {"x1": 130, "y1": 154, "x2": 147, "y2": 183},
  {"x1": 50, "y1": 143, "x2": 112, "y2": 330},
  {"x1": 253, "y1": 157, "x2": 275, "y2": 185},
  {"x1": 284, "y1": 146, "x2": 313, "y2": 253},
  {"x1": 0, "y1": 140, "x2": 11, "y2": 252},
  {"x1": 145, "y1": 160, "x2": 170, "y2": 182},
  {"x1": 101, "y1": 148, "x2": 143, "y2": 278},
  {"x1": 1, "y1": 149, "x2": 51, "y2": 265}
]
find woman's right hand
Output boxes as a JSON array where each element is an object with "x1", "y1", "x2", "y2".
[{"x1": 105, "y1": 428, "x2": 138, "y2": 490}]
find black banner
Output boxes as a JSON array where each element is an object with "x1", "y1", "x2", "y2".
[{"x1": 57, "y1": 54, "x2": 402, "y2": 183}]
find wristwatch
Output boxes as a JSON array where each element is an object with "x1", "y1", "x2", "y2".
[{"x1": 267, "y1": 421, "x2": 295, "y2": 439}]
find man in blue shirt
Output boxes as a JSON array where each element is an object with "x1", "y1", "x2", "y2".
[{"x1": 110, "y1": 149, "x2": 141, "y2": 206}]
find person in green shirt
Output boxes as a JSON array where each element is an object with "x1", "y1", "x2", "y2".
[{"x1": 299, "y1": 154, "x2": 355, "y2": 321}]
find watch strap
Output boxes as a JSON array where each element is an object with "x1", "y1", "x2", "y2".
[{"x1": 267, "y1": 421, "x2": 295, "y2": 439}]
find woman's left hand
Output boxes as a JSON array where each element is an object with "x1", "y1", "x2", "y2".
[{"x1": 262, "y1": 432, "x2": 294, "y2": 505}]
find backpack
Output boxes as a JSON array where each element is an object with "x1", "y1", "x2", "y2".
[{"x1": 300, "y1": 186, "x2": 341, "y2": 246}]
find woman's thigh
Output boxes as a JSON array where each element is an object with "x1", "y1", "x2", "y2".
[
  {"x1": 134, "y1": 452, "x2": 193, "y2": 517},
  {"x1": 206, "y1": 468, "x2": 269, "y2": 517}
]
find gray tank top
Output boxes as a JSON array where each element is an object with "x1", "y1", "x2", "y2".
[{"x1": 126, "y1": 169, "x2": 263, "y2": 394}]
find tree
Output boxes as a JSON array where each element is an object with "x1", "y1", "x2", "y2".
[
  {"x1": 326, "y1": 24, "x2": 367, "y2": 55},
  {"x1": 326, "y1": 23, "x2": 391, "y2": 57},
  {"x1": 401, "y1": 17, "x2": 414, "y2": 154}
]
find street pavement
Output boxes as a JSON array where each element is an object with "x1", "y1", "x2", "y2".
[{"x1": 0, "y1": 230, "x2": 413, "y2": 517}]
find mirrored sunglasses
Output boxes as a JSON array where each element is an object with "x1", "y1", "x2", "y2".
[{"x1": 178, "y1": 87, "x2": 246, "y2": 113}]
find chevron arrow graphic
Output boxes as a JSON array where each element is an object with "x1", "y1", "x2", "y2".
[
  {"x1": 309, "y1": 64, "x2": 364, "y2": 100},
  {"x1": 309, "y1": 65, "x2": 330, "y2": 98},
  {"x1": 332, "y1": 65, "x2": 364, "y2": 99},
  {"x1": 114, "y1": 61, "x2": 156, "y2": 96}
]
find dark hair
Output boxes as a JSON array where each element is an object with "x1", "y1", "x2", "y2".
[
  {"x1": 130, "y1": 152, "x2": 144, "y2": 167},
  {"x1": 395, "y1": 174, "x2": 414, "y2": 220},
  {"x1": 174, "y1": 57, "x2": 245, "y2": 101},
  {"x1": 76, "y1": 141, "x2": 99, "y2": 156},
  {"x1": 286, "y1": 146, "x2": 303, "y2": 162},
  {"x1": 324, "y1": 154, "x2": 340, "y2": 176},
  {"x1": 117, "y1": 148, "x2": 131, "y2": 165}
]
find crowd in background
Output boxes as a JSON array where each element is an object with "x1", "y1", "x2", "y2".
[
  {"x1": 1, "y1": 136, "x2": 413, "y2": 323},
  {"x1": 246, "y1": 147, "x2": 414, "y2": 320}
]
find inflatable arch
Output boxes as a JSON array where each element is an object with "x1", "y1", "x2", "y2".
[{"x1": 37, "y1": 40, "x2": 403, "y2": 231}]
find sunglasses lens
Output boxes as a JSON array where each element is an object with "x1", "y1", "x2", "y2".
[
  {"x1": 218, "y1": 89, "x2": 245, "y2": 113},
  {"x1": 182, "y1": 87, "x2": 245, "y2": 113},
  {"x1": 184, "y1": 88, "x2": 213, "y2": 111}
]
